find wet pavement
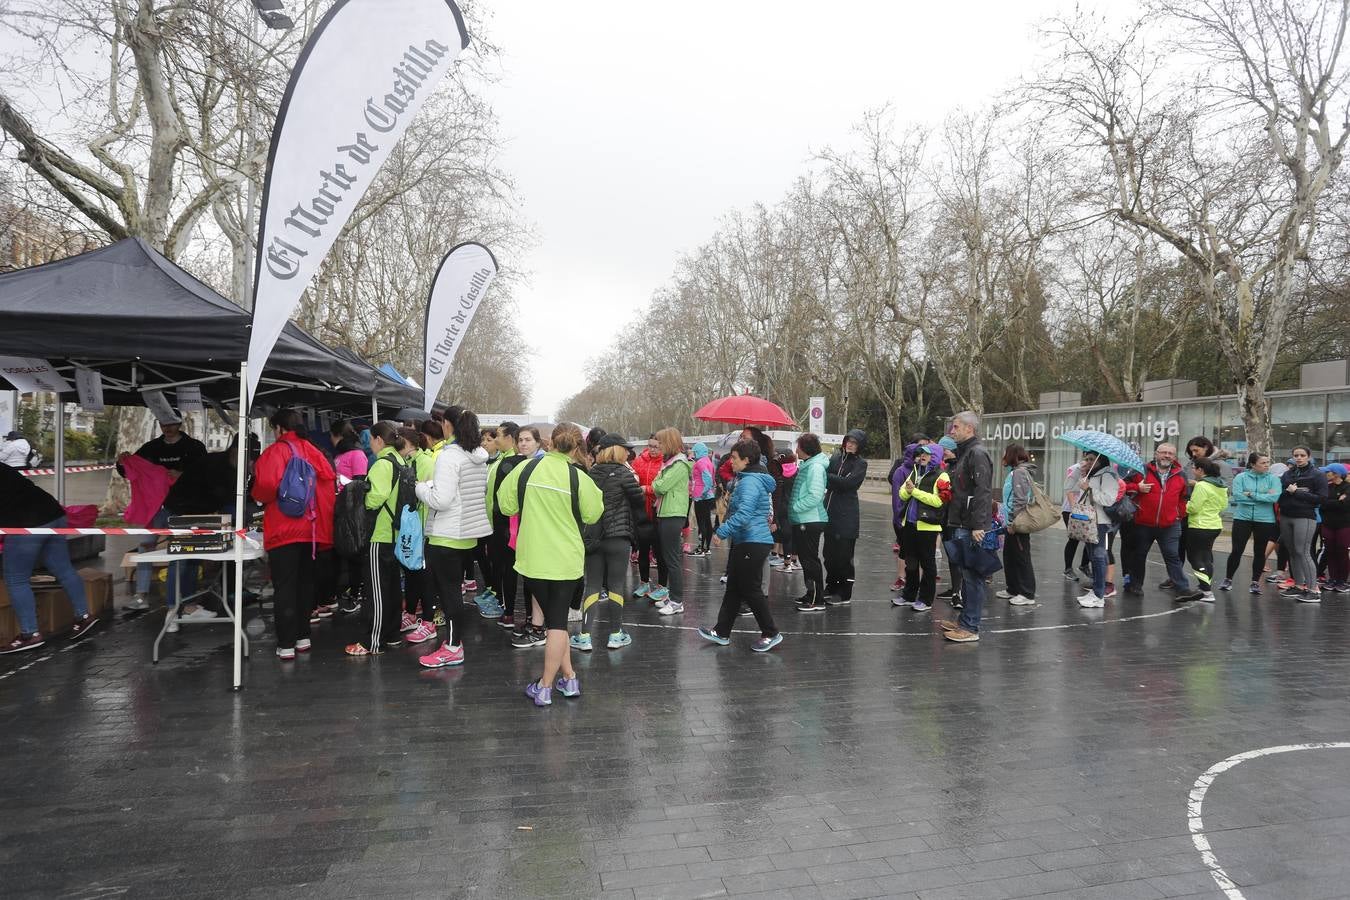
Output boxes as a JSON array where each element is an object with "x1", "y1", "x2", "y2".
[{"x1": 2, "y1": 499, "x2": 1348, "y2": 899}]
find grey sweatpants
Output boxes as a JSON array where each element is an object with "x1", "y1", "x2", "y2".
[{"x1": 1280, "y1": 517, "x2": 1318, "y2": 589}]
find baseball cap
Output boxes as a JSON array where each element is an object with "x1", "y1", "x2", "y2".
[
  {"x1": 938, "y1": 436, "x2": 958, "y2": 452},
  {"x1": 1320, "y1": 463, "x2": 1348, "y2": 477}
]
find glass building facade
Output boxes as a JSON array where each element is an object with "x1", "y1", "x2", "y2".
[{"x1": 980, "y1": 388, "x2": 1350, "y2": 506}]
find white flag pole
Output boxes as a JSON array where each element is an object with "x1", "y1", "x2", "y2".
[{"x1": 233, "y1": 362, "x2": 248, "y2": 691}]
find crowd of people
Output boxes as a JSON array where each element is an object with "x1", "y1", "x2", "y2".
[{"x1": 2, "y1": 403, "x2": 1346, "y2": 686}]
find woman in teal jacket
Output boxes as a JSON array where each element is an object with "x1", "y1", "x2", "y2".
[
  {"x1": 790, "y1": 433, "x2": 830, "y2": 612},
  {"x1": 1222, "y1": 452, "x2": 1281, "y2": 593}
]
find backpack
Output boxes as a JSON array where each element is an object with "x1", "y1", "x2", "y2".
[
  {"x1": 384, "y1": 455, "x2": 424, "y2": 571},
  {"x1": 516, "y1": 456, "x2": 583, "y2": 535},
  {"x1": 276, "y1": 442, "x2": 317, "y2": 519},
  {"x1": 1103, "y1": 477, "x2": 1137, "y2": 524},
  {"x1": 1009, "y1": 481, "x2": 1060, "y2": 534},
  {"x1": 332, "y1": 478, "x2": 373, "y2": 556}
]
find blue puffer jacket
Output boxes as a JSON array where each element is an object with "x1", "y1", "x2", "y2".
[{"x1": 715, "y1": 466, "x2": 776, "y2": 545}]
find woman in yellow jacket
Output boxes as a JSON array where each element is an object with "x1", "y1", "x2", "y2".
[
  {"x1": 1177, "y1": 457, "x2": 1228, "y2": 603},
  {"x1": 893, "y1": 444, "x2": 950, "y2": 612}
]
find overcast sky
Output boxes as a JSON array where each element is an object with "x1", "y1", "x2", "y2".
[{"x1": 477, "y1": 1, "x2": 1070, "y2": 416}]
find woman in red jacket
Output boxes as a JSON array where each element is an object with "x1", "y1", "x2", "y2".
[{"x1": 251, "y1": 408, "x2": 337, "y2": 659}]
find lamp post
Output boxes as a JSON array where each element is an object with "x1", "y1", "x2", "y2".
[{"x1": 250, "y1": 0, "x2": 293, "y2": 30}]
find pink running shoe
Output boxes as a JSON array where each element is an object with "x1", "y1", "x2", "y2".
[
  {"x1": 418, "y1": 641, "x2": 464, "y2": 668},
  {"x1": 890, "y1": 578, "x2": 904, "y2": 592},
  {"x1": 462, "y1": 579, "x2": 477, "y2": 593},
  {"x1": 404, "y1": 620, "x2": 436, "y2": 644},
  {"x1": 399, "y1": 611, "x2": 418, "y2": 633}
]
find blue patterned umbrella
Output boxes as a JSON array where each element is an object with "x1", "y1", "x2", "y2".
[{"x1": 1056, "y1": 429, "x2": 1146, "y2": 475}]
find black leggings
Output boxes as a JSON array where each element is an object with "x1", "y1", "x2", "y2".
[
  {"x1": 657, "y1": 517, "x2": 685, "y2": 601},
  {"x1": 794, "y1": 522, "x2": 827, "y2": 602},
  {"x1": 404, "y1": 563, "x2": 430, "y2": 616},
  {"x1": 694, "y1": 498, "x2": 715, "y2": 551},
  {"x1": 425, "y1": 545, "x2": 474, "y2": 647},
  {"x1": 901, "y1": 525, "x2": 939, "y2": 603},
  {"x1": 489, "y1": 528, "x2": 519, "y2": 617},
  {"x1": 1226, "y1": 520, "x2": 1278, "y2": 581},
  {"x1": 714, "y1": 542, "x2": 776, "y2": 638},
  {"x1": 823, "y1": 532, "x2": 857, "y2": 600},
  {"x1": 583, "y1": 537, "x2": 631, "y2": 635},
  {"x1": 637, "y1": 526, "x2": 666, "y2": 585},
  {"x1": 525, "y1": 576, "x2": 582, "y2": 631},
  {"x1": 1187, "y1": 527, "x2": 1220, "y2": 589}
]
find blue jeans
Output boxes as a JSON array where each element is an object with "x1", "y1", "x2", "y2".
[
  {"x1": 1133, "y1": 522, "x2": 1189, "y2": 591},
  {"x1": 1092, "y1": 524, "x2": 1113, "y2": 597},
  {"x1": 954, "y1": 528, "x2": 987, "y2": 633},
  {"x1": 134, "y1": 506, "x2": 196, "y2": 605},
  {"x1": 3, "y1": 515, "x2": 89, "y2": 635}
]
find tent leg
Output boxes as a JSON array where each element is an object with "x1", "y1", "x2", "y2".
[
  {"x1": 232, "y1": 362, "x2": 248, "y2": 692},
  {"x1": 54, "y1": 395, "x2": 66, "y2": 504},
  {"x1": 371, "y1": 396, "x2": 378, "y2": 425}
]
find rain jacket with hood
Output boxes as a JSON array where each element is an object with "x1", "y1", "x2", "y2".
[
  {"x1": 715, "y1": 463, "x2": 776, "y2": 545},
  {"x1": 251, "y1": 432, "x2": 337, "y2": 551},
  {"x1": 689, "y1": 443, "x2": 716, "y2": 500},
  {"x1": 1001, "y1": 462, "x2": 1038, "y2": 522},
  {"x1": 497, "y1": 450, "x2": 604, "y2": 580},
  {"x1": 416, "y1": 443, "x2": 492, "y2": 544},
  {"x1": 1125, "y1": 461, "x2": 1189, "y2": 528},
  {"x1": 898, "y1": 445, "x2": 951, "y2": 532},
  {"x1": 1186, "y1": 475, "x2": 1229, "y2": 531},
  {"x1": 889, "y1": 442, "x2": 925, "y2": 527},
  {"x1": 652, "y1": 453, "x2": 693, "y2": 519},
  {"x1": 790, "y1": 451, "x2": 829, "y2": 524},
  {"x1": 632, "y1": 447, "x2": 663, "y2": 518},
  {"x1": 824, "y1": 429, "x2": 869, "y2": 540}
]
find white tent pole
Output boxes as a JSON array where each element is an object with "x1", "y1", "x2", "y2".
[
  {"x1": 232, "y1": 361, "x2": 248, "y2": 691},
  {"x1": 371, "y1": 396, "x2": 378, "y2": 425},
  {"x1": 54, "y1": 395, "x2": 66, "y2": 504}
]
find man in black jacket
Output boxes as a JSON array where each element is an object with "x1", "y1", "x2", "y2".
[
  {"x1": 823, "y1": 429, "x2": 868, "y2": 604},
  {"x1": 940, "y1": 412, "x2": 993, "y2": 643}
]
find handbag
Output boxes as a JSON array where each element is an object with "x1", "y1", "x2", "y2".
[
  {"x1": 1067, "y1": 488, "x2": 1099, "y2": 544},
  {"x1": 1009, "y1": 481, "x2": 1060, "y2": 534}
]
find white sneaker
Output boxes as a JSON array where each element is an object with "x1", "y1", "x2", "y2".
[
  {"x1": 178, "y1": 606, "x2": 219, "y2": 622},
  {"x1": 995, "y1": 589, "x2": 1013, "y2": 599},
  {"x1": 1077, "y1": 592, "x2": 1105, "y2": 608},
  {"x1": 657, "y1": 600, "x2": 684, "y2": 616},
  {"x1": 1200, "y1": 592, "x2": 1215, "y2": 603},
  {"x1": 165, "y1": 613, "x2": 180, "y2": 633},
  {"x1": 1008, "y1": 595, "x2": 1036, "y2": 606},
  {"x1": 567, "y1": 607, "x2": 582, "y2": 623},
  {"x1": 126, "y1": 595, "x2": 149, "y2": 611},
  {"x1": 296, "y1": 638, "x2": 312, "y2": 652},
  {"x1": 719, "y1": 576, "x2": 728, "y2": 584}
]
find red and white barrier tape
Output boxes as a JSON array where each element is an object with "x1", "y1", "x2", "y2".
[
  {"x1": 18, "y1": 464, "x2": 115, "y2": 477},
  {"x1": 0, "y1": 527, "x2": 244, "y2": 536}
]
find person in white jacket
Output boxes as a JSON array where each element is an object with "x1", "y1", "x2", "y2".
[
  {"x1": 0, "y1": 431, "x2": 33, "y2": 468},
  {"x1": 413, "y1": 410, "x2": 492, "y2": 669}
]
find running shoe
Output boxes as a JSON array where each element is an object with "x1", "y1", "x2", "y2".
[
  {"x1": 936, "y1": 588, "x2": 958, "y2": 601},
  {"x1": 309, "y1": 611, "x2": 321, "y2": 625},
  {"x1": 995, "y1": 589, "x2": 1013, "y2": 599},
  {"x1": 1280, "y1": 578, "x2": 1296, "y2": 589},
  {"x1": 337, "y1": 597, "x2": 361, "y2": 616},
  {"x1": 1331, "y1": 582, "x2": 1350, "y2": 593},
  {"x1": 399, "y1": 611, "x2": 418, "y2": 633},
  {"x1": 1217, "y1": 578, "x2": 1232, "y2": 592},
  {"x1": 276, "y1": 647, "x2": 296, "y2": 660},
  {"x1": 1249, "y1": 581, "x2": 1262, "y2": 594},
  {"x1": 68, "y1": 615, "x2": 98, "y2": 642},
  {"x1": 697, "y1": 627, "x2": 730, "y2": 646},
  {"x1": 0, "y1": 633, "x2": 44, "y2": 654},
  {"x1": 126, "y1": 595, "x2": 149, "y2": 612},
  {"x1": 1103, "y1": 583, "x2": 1117, "y2": 599},
  {"x1": 1299, "y1": 591, "x2": 1322, "y2": 604},
  {"x1": 569, "y1": 632, "x2": 593, "y2": 652},
  {"x1": 1175, "y1": 589, "x2": 1205, "y2": 602},
  {"x1": 634, "y1": 581, "x2": 651, "y2": 598},
  {"x1": 943, "y1": 628, "x2": 979, "y2": 643},
  {"x1": 1279, "y1": 586, "x2": 1307, "y2": 600},
  {"x1": 1199, "y1": 592, "x2": 1216, "y2": 603},
  {"x1": 892, "y1": 596, "x2": 913, "y2": 607},
  {"x1": 911, "y1": 600, "x2": 931, "y2": 612},
  {"x1": 344, "y1": 642, "x2": 372, "y2": 656},
  {"x1": 1008, "y1": 595, "x2": 1035, "y2": 606},
  {"x1": 890, "y1": 578, "x2": 904, "y2": 592},
  {"x1": 474, "y1": 594, "x2": 505, "y2": 619},
  {"x1": 824, "y1": 595, "x2": 851, "y2": 607},
  {"x1": 1266, "y1": 572, "x2": 1285, "y2": 583},
  {"x1": 555, "y1": 676, "x2": 581, "y2": 698},
  {"x1": 1077, "y1": 592, "x2": 1106, "y2": 608},
  {"x1": 656, "y1": 600, "x2": 684, "y2": 616},
  {"x1": 768, "y1": 554, "x2": 784, "y2": 567},
  {"x1": 462, "y1": 579, "x2": 477, "y2": 593},
  {"x1": 795, "y1": 599, "x2": 825, "y2": 613},
  {"x1": 719, "y1": 575, "x2": 729, "y2": 584},
  {"x1": 404, "y1": 620, "x2": 436, "y2": 645},
  {"x1": 738, "y1": 606, "x2": 755, "y2": 617},
  {"x1": 511, "y1": 627, "x2": 547, "y2": 649},
  {"x1": 649, "y1": 586, "x2": 671, "y2": 603},
  {"x1": 1063, "y1": 569, "x2": 1078, "y2": 581},
  {"x1": 419, "y1": 641, "x2": 464, "y2": 668},
  {"x1": 525, "y1": 680, "x2": 552, "y2": 706},
  {"x1": 497, "y1": 615, "x2": 515, "y2": 630},
  {"x1": 296, "y1": 638, "x2": 311, "y2": 653},
  {"x1": 433, "y1": 610, "x2": 447, "y2": 627},
  {"x1": 607, "y1": 631, "x2": 632, "y2": 649},
  {"x1": 779, "y1": 563, "x2": 800, "y2": 574},
  {"x1": 751, "y1": 633, "x2": 783, "y2": 652}
]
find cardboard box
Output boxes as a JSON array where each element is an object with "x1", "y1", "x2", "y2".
[{"x1": 0, "y1": 570, "x2": 113, "y2": 643}]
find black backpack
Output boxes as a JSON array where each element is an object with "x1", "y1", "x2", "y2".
[
  {"x1": 332, "y1": 478, "x2": 373, "y2": 556},
  {"x1": 387, "y1": 455, "x2": 420, "y2": 526}
]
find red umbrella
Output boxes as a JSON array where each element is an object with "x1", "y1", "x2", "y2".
[{"x1": 693, "y1": 395, "x2": 796, "y2": 428}]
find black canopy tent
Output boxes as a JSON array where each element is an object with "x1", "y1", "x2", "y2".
[{"x1": 0, "y1": 238, "x2": 421, "y2": 413}]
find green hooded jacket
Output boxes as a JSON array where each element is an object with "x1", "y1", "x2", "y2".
[
  {"x1": 652, "y1": 455, "x2": 693, "y2": 519},
  {"x1": 497, "y1": 451, "x2": 603, "y2": 580}
]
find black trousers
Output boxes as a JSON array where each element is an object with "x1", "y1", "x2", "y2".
[
  {"x1": 489, "y1": 528, "x2": 519, "y2": 618},
  {"x1": 637, "y1": 526, "x2": 667, "y2": 585},
  {"x1": 822, "y1": 532, "x2": 857, "y2": 600},
  {"x1": 584, "y1": 537, "x2": 631, "y2": 635},
  {"x1": 270, "y1": 542, "x2": 315, "y2": 651},
  {"x1": 901, "y1": 525, "x2": 939, "y2": 603},
  {"x1": 363, "y1": 542, "x2": 403, "y2": 649},
  {"x1": 1227, "y1": 520, "x2": 1278, "y2": 581},
  {"x1": 1118, "y1": 521, "x2": 1142, "y2": 589},
  {"x1": 794, "y1": 522, "x2": 827, "y2": 602},
  {"x1": 694, "y1": 498, "x2": 716, "y2": 551},
  {"x1": 715, "y1": 542, "x2": 776, "y2": 638},
  {"x1": 1003, "y1": 531, "x2": 1036, "y2": 599},
  {"x1": 313, "y1": 548, "x2": 337, "y2": 613},
  {"x1": 425, "y1": 545, "x2": 474, "y2": 647},
  {"x1": 404, "y1": 562, "x2": 430, "y2": 616},
  {"x1": 1187, "y1": 527, "x2": 1220, "y2": 589},
  {"x1": 657, "y1": 517, "x2": 685, "y2": 601}
]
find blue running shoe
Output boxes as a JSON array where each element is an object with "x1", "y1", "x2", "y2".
[
  {"x1": 911, "y1": 600, "x2": 931, "y2": 612},
  {"x1": 607, "y1": 631, "x2": 632, "y2": 649},
  {"x1": 569, "y1": 632, "x2": 592, "y2": 652},
  {"x1": 555, "y1": 676, "x2": 581, "y2": 698},
  {"x1": 751, "y1": 633, "x2": 783, "y2": 653},
  {"x1": 698, "y1": 627, "x2": 730, "y2": 646},
  {"x1": 633, "y1": 581, "x2": 651, "y2": 598},
  {"x1": 475, "y1": 592, "x2": 504, "y2": 619},
  {"x1": 649, "y1": 586, "x2": 670, "y2": 603}
]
